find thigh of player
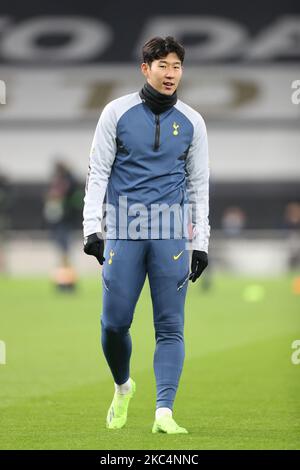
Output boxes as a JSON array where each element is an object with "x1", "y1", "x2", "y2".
[
  {"x1": 101, "y1": 239, "x2": 147, "y2": 329},
  {"x1": 147, "y1": 239, "x2": 190, "y2": 328}
]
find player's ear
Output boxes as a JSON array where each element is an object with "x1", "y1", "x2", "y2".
[
  {"x1": 141, "y1": 62, "x2": 151, "y2": 78},
  {"x1": 140, "y1": 63, "x2": 147, "y2": 78}
]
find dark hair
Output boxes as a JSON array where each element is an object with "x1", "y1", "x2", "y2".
[{"x1": 142, "y1": 36, "x2": 185, "y2": 65}]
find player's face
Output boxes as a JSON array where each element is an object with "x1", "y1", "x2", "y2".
[{"x1": 141, "y1": 52, "x2": 183, "y2": 95}]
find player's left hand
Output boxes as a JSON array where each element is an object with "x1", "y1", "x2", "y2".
[{"x1": 189, "y1": 250, "x2": 208, "y2": 282}]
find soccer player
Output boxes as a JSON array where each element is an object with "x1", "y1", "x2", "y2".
[{"x1": 83, "y1": 36, "x2": 210, "y2": 434}]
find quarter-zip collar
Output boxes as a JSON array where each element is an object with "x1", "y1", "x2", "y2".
[{"x1": 139, "y1": 82, "x2": 177, "y2": 115}]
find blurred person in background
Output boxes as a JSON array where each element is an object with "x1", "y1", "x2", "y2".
[
  {"x1": 0, "y1": 170, "x2": 10, "y2": 274},
  {"x1": 221, "y1": 206, "x2": 246, "y2": 237},
  {"x1": 283, "y1": 201, "x2": 300, "y2": 271},
  {"x1": 44, "y1": 160, "x2": 82, "y2": 290},
  {"x1": 220, "y1": 206, "x2": 247, "y2": 272}
]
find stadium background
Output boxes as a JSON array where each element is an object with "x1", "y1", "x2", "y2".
[{"x1": 0, "y1": 0, "x2": 299, "y2": 450}]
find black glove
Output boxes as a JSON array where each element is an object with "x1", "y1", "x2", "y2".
[
  {"x1": 83, "y1": 233, "x2": 105, "y2": 265},
  {"x1": 189, "y1": 250, "x2": 208, "y2": 283}
]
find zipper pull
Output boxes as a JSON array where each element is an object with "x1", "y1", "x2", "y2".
[{"x1": 154, "y1": 115, "x2": 160, "y2": 151}]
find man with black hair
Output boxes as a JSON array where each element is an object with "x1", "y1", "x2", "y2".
[{"x1": 83, "y1": 36, "x2": 210, "y2": 434}]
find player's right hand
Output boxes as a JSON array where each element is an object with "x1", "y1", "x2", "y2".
[{"x1": 83, "y1": 233, "x2": 105, "y2": 265}]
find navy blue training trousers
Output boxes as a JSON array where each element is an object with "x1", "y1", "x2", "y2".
[{"x1": 101, "y1": 238, "x2": 190, "y2": 410}]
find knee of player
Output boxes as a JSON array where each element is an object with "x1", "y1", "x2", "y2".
[
  {"x1": 101, "y1": 319, "x2": 131, "y2": 336},
  {"x1": 154, "y1": 321, "x2": 184, "y2": 337}
]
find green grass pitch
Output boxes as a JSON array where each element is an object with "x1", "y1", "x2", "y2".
[{"x1": 0, "y1": 273, "x2": 299, "y2": 450}]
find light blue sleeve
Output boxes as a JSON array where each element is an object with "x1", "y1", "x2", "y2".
[
  {"x1": 185, "y1": 113, "x2": 210, "y2": 253},
  {"x1": 83, "y1": 102, "x2": 117, "y2": 237}
]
